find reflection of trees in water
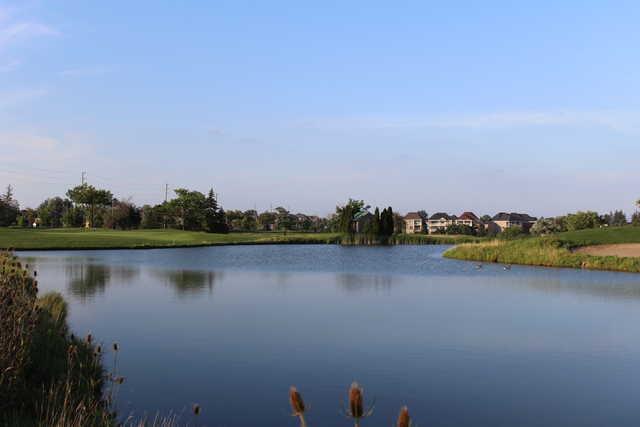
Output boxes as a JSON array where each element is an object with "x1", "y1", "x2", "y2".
[
  {"x1": 337, "y1": 273, "x2": 394, "y2": 293},
  {"x1": 65, "y1": 263, "x2": 139, "y2": 301},
  {"x1": 153, "y1": 269, "x2": 220, "y2": 297},
  {"x1": 522, "y1": 277, "x2": 640, "y2": 300}
]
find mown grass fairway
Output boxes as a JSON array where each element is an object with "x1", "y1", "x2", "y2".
[
  {"x1": 445, "y1": 226, "x2": 640, "y2": 273},
  {"x1": 0, "y1": 228, "x2": 341, "y2": 250},
  {"x1": 557, "y1": 226, "x2": 640, "y2": 246}
]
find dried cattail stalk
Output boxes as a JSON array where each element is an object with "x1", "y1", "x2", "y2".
[
  {"x1": 112, "y1": 342, "x2": 119, "y2": 352},
  {"x1": 192, "y1": 404, "x2": 201, "y2": 415},
  {"x1": 396, "y1": 406, "x2": 410, "y2": 427},
  {"x1": 349, "y1": 382, "x2": 364, "y2": 419},
  {"x1": 289, "y1": 386, "x2": 305, "y2": 415}
]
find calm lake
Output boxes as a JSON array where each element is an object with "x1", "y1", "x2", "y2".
[{"x1": 18, "y1": 245, "x2": 640, "y2": 426}]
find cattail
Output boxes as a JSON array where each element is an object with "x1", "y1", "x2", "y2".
[
  {"x1": 33, "y1": 270, "x2": 37, "y2": 277},
  {"x1": 96, "y1": 345, "x2": 102, "y2": 354},
  {"x1": 192, "y1": 404, "x2": 201, "y2": 415},
  {"x1": 86, "y1": 333, "x2": 93, "y2": 344},
  {"x1": 113, "y1": 342, "x2": 119, "y2": 352},
  {"x1": 289, "y1": 386, "x2": 305, "y2": 415},
  {"x1": 289, "y1": 386, "x2": 307, "y2": 427},
  {"x1": 349, "y1": 382, "x2": 364, "y2": 419},
  {"x1": 115, "y1": 376, "x2": 125, "y2": 384},
  {"x1": 396, "y1": 406, "x2": 410, "y2": 427}
]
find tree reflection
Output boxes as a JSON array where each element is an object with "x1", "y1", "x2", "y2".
[
  {"x1": 337, "y1": 273, "x2": 394, "y2": 293},
  {"x1": 65, "y1": 263, "x2": 139, "y2": 301},
  {"x1": 153, "y1": 269, "x2": 219, "y2": 297}
]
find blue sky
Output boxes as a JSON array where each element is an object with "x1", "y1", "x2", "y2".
[{"x1": 1, "y1": 0, "x2": 639, "y2": 216}]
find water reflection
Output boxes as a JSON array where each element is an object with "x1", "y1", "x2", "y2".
[
  {"x1": 337, "y1": 273, "x2": 395, "y2": 293},
  {"x1": 152, "y1": 269, "x2": 219, "y2": 297},
  {"x1": 65, "y1": 263, "x2": 139, "y2": 301}
]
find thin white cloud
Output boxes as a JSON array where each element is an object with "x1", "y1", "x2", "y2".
[
  {"x1": 298, "y1": 110, "x2": 640, "y2": 134},
  {"x1": 0, "y1": 88, "x2": 48, "y2": 108},
  {"x1": 0, "y1": 21, "x2": 58, "y2": 49},
  {"x1": 59, "y1": 65, "x2": 115, "y2": 78},
  {"x1": 0, "y1": 58, "x2": 20, "y2": 72}
]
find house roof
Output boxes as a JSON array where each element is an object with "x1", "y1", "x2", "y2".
[
  {"x1": 492, "y1": 212, "x2": 537, "y2": 222},
  {"x1": 429, "y1": 212, "x2": 452, "y2": 220},
  {"x1": 404, "y1": 212, "x2": 425, "y2": 220},
  {"x1": 458, "y1": 212, "x2": 480, "y2": 221}
]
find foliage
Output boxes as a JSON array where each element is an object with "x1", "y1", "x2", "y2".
[
  {"x1": 632, "y1": 212, "x2": 640, "y2": 227},
  {"x1": 0, "y1": 252, "x2": 111, "y2": 425},
  {"x1": 37, "y1": 197, "x2": 72, "y2": 228},
  {"x1": 0, "y1": 185, "x2": 20, "y2": 227},
  {"x1": 62, "y1": 206, "x2": 85, "y2": 228},
  {"x1": 66, "y1": 184, "x2": 113, "y2": 228},
  {"x1": 531, "y1": 216, "x2": 568, "y2": 235},
  {"x1": 601, "y1": 210, "x2": 627, "y2": 227},
  {"x1": 334, "y1": 199, "x2": 366, "y2": 233},
  {"x1": 204, "y1": 189, "x2": 228, "y2": 233},
  {"x1": 104, "y1": 199, "x2": 141, "y2": 230},
  {"x1": 443, "y1": 224, "x2": 476, "y2": 236},
  {"x1": 565, "y1": 211, "x2": 600, "y2": 231},
  {"x1": 498, "y1": 225, "x2": 526, "y2": 240}
]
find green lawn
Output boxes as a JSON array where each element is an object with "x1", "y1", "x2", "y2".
[
  {"x1": 557, "y1": 226, "x2": 640, "y2": 246},
  {"x1": 444, "y1": 226, "x2": 640, "y2": 273},
  {"x1": 0, "y1": 228, "x2": 341, "y2": 250}
]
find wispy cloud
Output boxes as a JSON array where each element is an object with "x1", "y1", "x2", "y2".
[
  {"x1": 0, "y1": 21, "x2": 58, "y2": 49},
  {"x1": 0, "y1": 88, "x2": 48, "y2": 109},
  {"x1": 0, "y1": 58, "x2": 20, "y2": 72},
  {"x1": 59, "y1": 65, "x2": 115, "y2": 78},
  {"x1": 298, "y1": 110, "x2": 640, "y2": 134}
]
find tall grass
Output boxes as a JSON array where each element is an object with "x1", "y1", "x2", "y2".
[{"x1": 444, "y1": 237, "x2": 640, "y2": 273}]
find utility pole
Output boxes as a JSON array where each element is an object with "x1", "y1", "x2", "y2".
[{"x1": 163, "y1": 183, "x2": 168, "y2": 230}]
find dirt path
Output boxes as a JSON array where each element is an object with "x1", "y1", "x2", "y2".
[{"x1": 575, "y1": 244, "x2": 640, "y2": 258}]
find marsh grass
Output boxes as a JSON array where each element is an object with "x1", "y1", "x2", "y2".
[{"x1": 444, "y1": 235, "x2": 640, "y2": 273}]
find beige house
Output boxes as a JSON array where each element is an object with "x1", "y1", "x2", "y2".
[
  {"x1": 490, "y1": 212, "x2": 537, "y2": 232},
  {"x1": 456, "y1": 212, "x2": 482, "y2": 228},
  {"x1": 403, "y1": 212, "x2": 427, "y2": 234},
  {"x1": 427, "y1": 212, "x2": 455, "y2": 234}
]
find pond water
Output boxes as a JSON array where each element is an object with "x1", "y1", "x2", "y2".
[{"x1": 19, "y1": 245, "x2": 640, "y2": 426}]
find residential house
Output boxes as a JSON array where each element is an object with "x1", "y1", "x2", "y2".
[
  {"x1": 428, "y1": 212, "x2": 456, "y2": 234},
  {"x1": 456, "y1": 212, "x2": 483, "y2": 229},
  {"x1": 403, "y1": 212, "x2": 427, "y2": 234},
  {"x1": 490, "y1": 212, "x2": 537, "y2": 233}
]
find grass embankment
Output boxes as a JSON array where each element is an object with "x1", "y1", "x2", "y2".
[
  {"x1": 0, "y1": 228, "x2": 485, "y2": 251},
  {"x1": 444, "y1": 227, "x2": 640, "y2": 273},
  {"x1": 0, "y1": 228, "x2": 341, "y2": 251}
]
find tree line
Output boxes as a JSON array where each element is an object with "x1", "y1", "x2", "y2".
[{"x1": 0, "y1": 183, "x2": 332, "y2": 233}]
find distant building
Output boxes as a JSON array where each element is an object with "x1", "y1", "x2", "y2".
[
  {"x1": 456, "y1": 212, "x2": 482, "y2": 228},
  {"x1": 490, "y1": 212, "x2": 537, "y2": 232},
  {"x1": 428, "y1": 212, "x2": 456, "y2": 234},
  {"x1": 403, "y1": 212, "x2": 427, "y2": 234}
]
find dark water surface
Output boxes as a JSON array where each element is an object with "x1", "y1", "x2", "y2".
[{"x1": 18, "y1": 245, "x2": 640, "y2": 426}]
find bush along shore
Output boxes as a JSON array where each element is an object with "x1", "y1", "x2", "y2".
[
  {"x1": 444, "y1": 232, "x2": 640, "y2": 273},
  {"x1": 0, "y1": 251, "x2": 114, "y2": 426}
]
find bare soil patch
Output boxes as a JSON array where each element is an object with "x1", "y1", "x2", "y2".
[{"x1": 575, "y1": 243, "x2": 640, "y2": 258}]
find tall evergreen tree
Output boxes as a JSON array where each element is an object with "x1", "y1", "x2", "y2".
[{"x1": 204, "y1": 189, "x2": 228, "y2": 233}]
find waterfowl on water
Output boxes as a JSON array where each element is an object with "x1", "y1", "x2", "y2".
[
  {"x1": 475, "y1": 264, "x2": 483, "y2": 269},
  {"x1": 503, "y1": 265, "x2": 512, "y2": 271}
]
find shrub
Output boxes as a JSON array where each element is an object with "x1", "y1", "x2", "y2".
[{"x1": 565, "y1": 211, "x2": 600, "y2": 231}]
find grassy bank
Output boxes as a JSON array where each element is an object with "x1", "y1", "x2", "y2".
[
  {"x1": 444, "y1": 227, "x2": 640, "y2": 273},
  {"x1": 0, "y1": 228, "x2": 341, "y2": 251},
  {"x1": 0, "y1": 228, "x2": 486, "y2": 251}
]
